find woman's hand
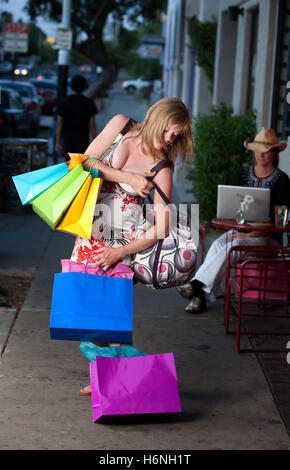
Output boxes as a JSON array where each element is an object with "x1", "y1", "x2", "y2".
[
  {"x1": 81, "y1": 158, "x2": 155, "y2": 198},
  {"x1": 91, "y1": 246, "x2": 124, "y2": 271},
  {"x1": 82, "y1": 157, "x2": 98, "y2": 172},
  {"x1": 55, "y1": 142, "x2": 62, "y2": 156},
  {"x1": 128, "y1": 171, "x2": 155, "y2": 198},
  {"x1": 229, "y1": 230, "x2": 264, "y2": 241},
  {"x1": 229, "y1": 232, "x2": 248, "y2": 241}
]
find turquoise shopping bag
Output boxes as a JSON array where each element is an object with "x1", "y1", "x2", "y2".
[{"x1": 12, "y1": 162, "x2": 69, "y2": 205}]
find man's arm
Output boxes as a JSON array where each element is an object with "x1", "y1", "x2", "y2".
[
  {"x1": 89, "y1": 115, "x2": 97, "y2": 139},
  {"x1": 55, "y1": 115, "x2": 63, "y2": 156}
]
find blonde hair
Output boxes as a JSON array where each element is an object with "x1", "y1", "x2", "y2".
[{"x1": 130, "y1": 97, "x2": 194, "y2": 168}]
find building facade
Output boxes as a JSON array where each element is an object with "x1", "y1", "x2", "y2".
[
  {"x1": 209, "y1": 0, "x2": 290, "y2": 175},
  {"x1": 163, "y1": 0, "x2": 290, "y2": 197},
  {"x1": 163, "y1": 0, "x2": 198, "y2": 202}
]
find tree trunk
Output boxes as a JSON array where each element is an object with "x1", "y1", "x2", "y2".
[{"x1": 77, "y1": 27, "x2": 116, "y2": 100}]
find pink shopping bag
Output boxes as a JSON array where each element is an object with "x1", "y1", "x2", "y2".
[
  {"x1": 61, "y1": 259, "x2": 134, "y2": 279},
  {"x1": 90, "y1": 353, "x2": 182, "y2": 422}
]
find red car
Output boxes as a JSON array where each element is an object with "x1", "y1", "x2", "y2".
[{"x1": 30, "y1": 79, "x2": 57, "y2": 114}]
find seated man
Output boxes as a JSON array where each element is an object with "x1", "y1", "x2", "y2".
[{"x1": 178, "y1": 128, "x2": 290, "y2": 313}]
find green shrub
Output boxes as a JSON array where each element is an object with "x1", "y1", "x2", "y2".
[
  {"x1": 187, "y1": 103, "x2": 257, "y2": 221},
  {"x1": 188, "y1": 17, "x2": 217, "y2": 93}
]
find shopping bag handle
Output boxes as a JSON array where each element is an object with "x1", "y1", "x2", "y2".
[
  {"x1": 119, "y1": 345, "x2": 144, "y2": 357},
  {"x1": 84, "y1": 255, "x2": 104, "y2": 275}
]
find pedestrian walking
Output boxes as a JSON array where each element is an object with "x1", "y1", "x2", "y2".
[{"x1": 55, "y1": 74, "x2": 98, "y2": 161}]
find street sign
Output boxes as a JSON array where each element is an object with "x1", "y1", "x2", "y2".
[
  {"x1": 4, "y1": 23, "x2": 29, "y2": 53},
  {"x1": 55, "y1": 28, "x2": 72, "y2": 50}
]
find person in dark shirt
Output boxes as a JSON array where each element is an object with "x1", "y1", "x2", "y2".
[
  {"x1": 55, "y1": 74, "x2": 98, "y2": 161},
  {"x1": 177, "y1": 128, "x2": 290, "y2": 313}
]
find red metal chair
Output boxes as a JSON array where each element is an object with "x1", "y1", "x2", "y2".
[{"x1": 224, "y1": 244, "x2": 290, "y2": 352}]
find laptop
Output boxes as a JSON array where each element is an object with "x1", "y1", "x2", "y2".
[{"x1": 216, "y1": 185, "x2": 271, "y2": 222}]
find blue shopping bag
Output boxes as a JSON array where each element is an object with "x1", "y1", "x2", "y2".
[
  {"x1": 50, "y1": 271, "x2": 133, "y2": 343},
  {"x1": 12, "y1": 162, "x2": 69, "y2": 205}
]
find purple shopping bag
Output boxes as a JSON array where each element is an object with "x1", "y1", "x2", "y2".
[{"x1": 90, "y1": 352, "x2": 181, "y2": 422}]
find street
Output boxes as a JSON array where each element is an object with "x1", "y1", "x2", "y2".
[{"x1": 0, "y1": 75, "x2": 290, "y2": 451}]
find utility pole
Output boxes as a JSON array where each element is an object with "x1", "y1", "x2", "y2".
[{"x1": 56, "y1": 0, "x2": 71, "y2": 111}]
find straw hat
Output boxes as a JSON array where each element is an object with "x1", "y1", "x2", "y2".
[{"x1": 244, "y1": 127, "x2": 287, "y2": 153}]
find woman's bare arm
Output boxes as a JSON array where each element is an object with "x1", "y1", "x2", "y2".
[
  {"x1": 89, "y1": 115, "x2": 97, "y2": 139},
  {"x1": 55, "y1": 115, "x2": 63, "y2": 156},
  {"x1": 121, "y1": 167, "x2": 173, "y2": 257},
  {"x1": 92, "y1": 167, "x2": 174, "y2": 270},
  {"x1": 84, "y1": 114, "x2": 155, "y2": 198},
  {"x1": 85, "y1": 114, "x2": 129, "y2": 157},
  {"x1": 230, "y1": 230, "x2": 267, "y2": 240}
]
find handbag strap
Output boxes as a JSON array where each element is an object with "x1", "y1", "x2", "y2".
[
  {"x1": 145, "y1": 159, "x2": 173, "y2": 288},
  {"x1": 120, "y1": 118, "x2": 136, "y2": 135},
  {"x1": 84, "y1": 255, "x2": 104, "y2": 275},
  {"x1": 146, "y1": 159, "x2": 172, "y2": 206},
  {"x1": 152, "y1": 239, "x2": 164, "y2": 288}
]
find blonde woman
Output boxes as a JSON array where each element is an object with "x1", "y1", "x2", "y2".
[
  {"x1": 71, "y1": 97, "x2": 194, "y2": 272},
  {"x1": 71, "y1": 98, "x2": 194, "y2": 395}
]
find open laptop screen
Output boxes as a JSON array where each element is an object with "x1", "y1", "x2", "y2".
[{"x1": 216, "y1": 185, "x2": 271, "y2": 221}]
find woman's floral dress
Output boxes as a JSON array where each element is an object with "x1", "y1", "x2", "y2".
[{"x1": 71, "y1": 134, "x2": 144, "y2": 265}]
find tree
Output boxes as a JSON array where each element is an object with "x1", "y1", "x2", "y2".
[
  {"x1": 26, "y1": 0, "x2": 166, "y2": 98},
  {"x1": 187, "y1": 16, "x2": 217, "y2": 94},
  {"x1": 187, "y1": 103, "x2": 257, "y2": 221},
  {"x1": 105, "y1": 18, "x2": 163, "y2": 82},
  {"x1": 0, "y1": 10, "x2": 13, "y2": 30}
]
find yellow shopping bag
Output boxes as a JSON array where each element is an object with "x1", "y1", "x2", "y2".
[{"x1": 57, "y1": 173, "x2": 103, "y2": 239}]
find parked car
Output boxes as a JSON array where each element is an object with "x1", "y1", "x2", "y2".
[
  {"x1": 76, "y1": 66, "x2": 97, "y2": 87},
  {"x1": 30, "y1": 69, "x2": 58, "y2": 82},
  {"x1": 13, "y1": 63, "x2": 33, "y2": 77},
  {"x1": 0, "y1": 87, "x2": 34, "y2": 137},
  {"x1": 0, "y1": 61, "x2": 13, "y2": 74},
  {"x1": 121, "y1": 76, "x2": 152, "y2": 94},
  {"x1": 0, "y1": 80, "x2": 41, "y2": 136},
  {"x1": 79, "y1": 64, "x2": 93, "y2": 73},
  {"x1": 30, "y1": 79, "x2": 58, "y2": 114}
]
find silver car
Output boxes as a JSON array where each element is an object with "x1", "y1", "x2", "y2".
[{"x1": 0, "y1": 80, "x2": 41, "y2": 136}]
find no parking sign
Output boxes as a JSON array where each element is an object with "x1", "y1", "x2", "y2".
[{"x1": 4, "y1": 23, "x2": 29, "y2": 53}]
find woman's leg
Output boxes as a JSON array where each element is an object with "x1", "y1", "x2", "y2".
[
  {"x1": 184, "y1": 233, "x2": 277, "y2": 312},
  {"x1": 193, "y1": 230, "x2": 232, "y2": 296},
  {"x1": 182, "y1": 231, "x2": 230, "y2": 312}
]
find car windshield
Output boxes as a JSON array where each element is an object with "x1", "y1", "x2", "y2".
[
  {"x1": 0, "y1": 81, "x2": 35, "y2": 98},
  {"x1": 9, "y1": 84, "x2": 34, "y2": 98}
]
